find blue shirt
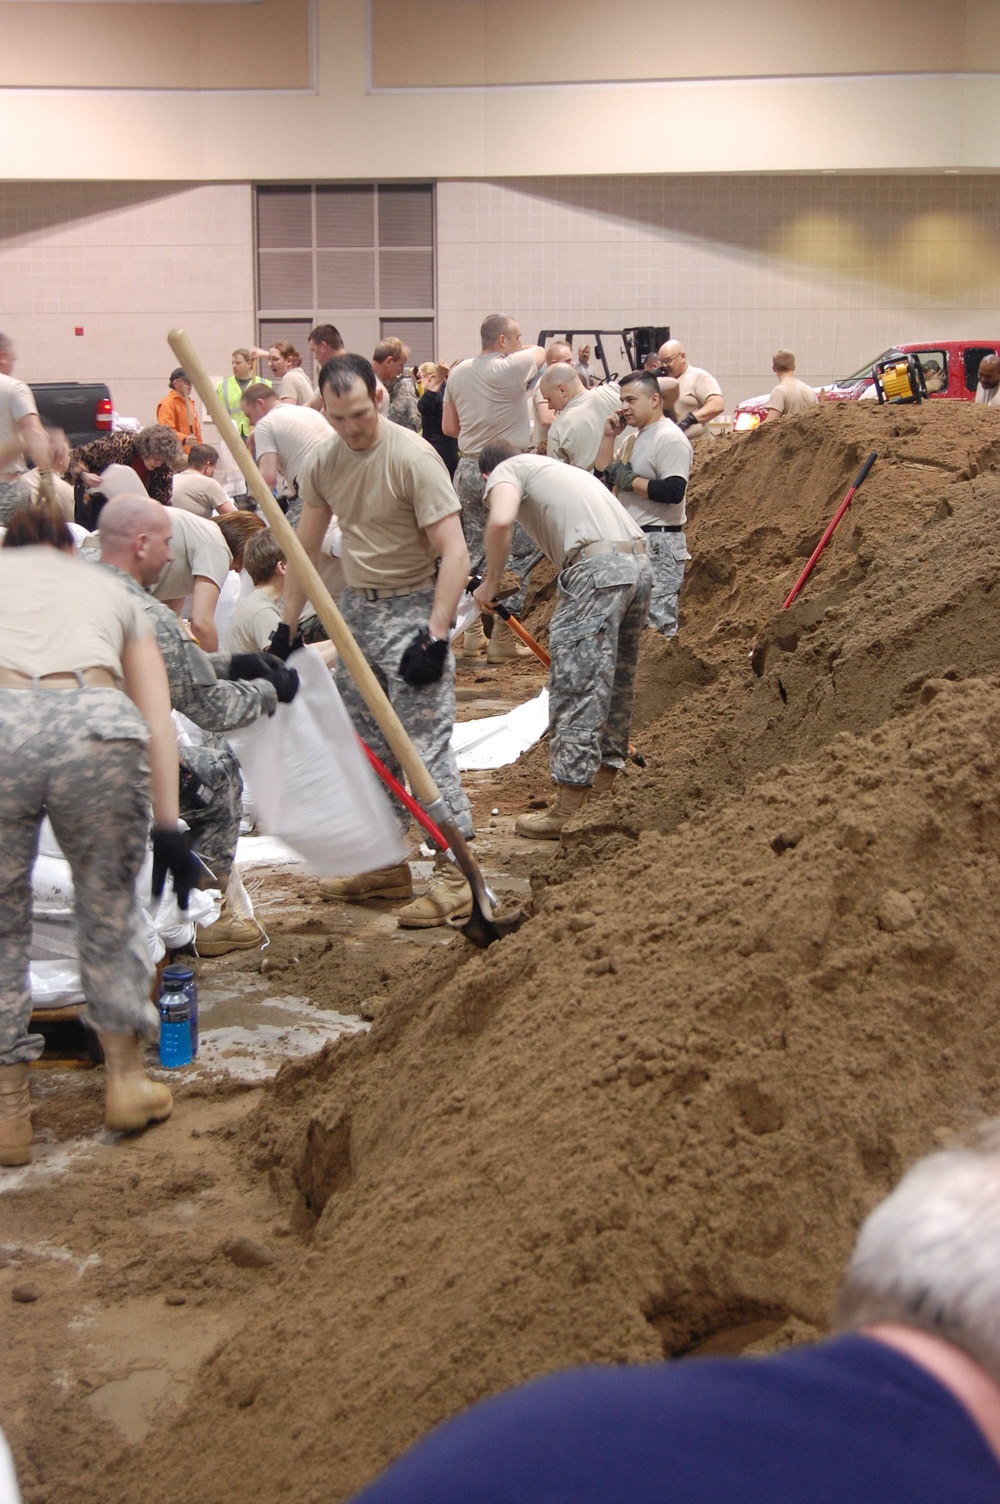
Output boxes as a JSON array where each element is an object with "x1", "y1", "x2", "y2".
[{"x1": 350, "y1": 1335, "x2": 1000, "y2": 1503}]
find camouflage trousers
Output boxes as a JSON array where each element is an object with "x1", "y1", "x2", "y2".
[
  {"x1": 336, "y1": 586, "x2": 474, "y2": 840},
  {"x1": 180, "y1": 737, "x2": 242, "y2": 881},
  {"x1": 548, "y1": 550, "x2": 652, "y2": 787},
  {"x1": 453, "y1": 455, "x2": 537, "y2": 617},
  {"x1": 645, "y1": 529, "x2": 690, "y2": 639},
  {"x1": 0, "y1": 478, "x2": 30, "y2": 527},
  {"x1": 0, "y1": 688, "x2": 155, "y2": 1064}
]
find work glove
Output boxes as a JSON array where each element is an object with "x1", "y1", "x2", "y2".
[
  {"x1": 678, "y1": 413, "x2": 698, "y2": 432},
  {"x1": 604, "y1": 459, "x2": 635, "y2": 493},
  {"x1": 151, "y1": 827, "x2": 200, "y2": 913},
  {"x1": 399, "y1": 628, "x2": 448, "y2": 687},
  {"x1": 267, "y1": 623, "x2": 303, "y2": 662},
  {"x1": 229, "y1": 651, "x2": 300, "y2": 704}
]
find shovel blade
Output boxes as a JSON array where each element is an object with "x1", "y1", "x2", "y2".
[{"x1": 460, "y1": 901, "x2": 528, "y2": 949}]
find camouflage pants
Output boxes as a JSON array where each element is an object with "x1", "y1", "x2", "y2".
[
  {"x1": 336, "y1": 586, "x2": 474, "y2": 840},
  {"x1": 0, "y1": 478, "x2": 30, "y2": 526},
  {"x1": 645, "y1": 530, "x2": 690, "y2": 639},
  {"x1": 0, "y1": 688, "x2": 155, "y2": 1064},
  {"x1": 548, "y1": 551, "x2": 652, "y2": 787},
  {"x1": 180, "y1": 738, "x2": 242, "y2": 881},
  {"x1": 453, "y1": 455, "x2": 537, "y2": 617}
]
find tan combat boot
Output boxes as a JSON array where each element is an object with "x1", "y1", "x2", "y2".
[
  {"x1": 196, "y1": 897, "x2": 265, "y2": 957},
  {"x1": 459, "y1": 617, "x2": 488, "y2": 662},
  {"x1": 397, "y1": 854, "x2": 473, "y2": 929},
  {"x1": 514, "y1": 783, "x2": 590, "y2": 840},
  {"x1": 0, "y1": 1063, "x2": 32, "y2": 1167},
  {"x1": 486, "y1": 620, "x2": 532, "y2": 663},
  {"x1": 592, "y1": 765, "x2": 619, "y2": 794},
  {"x1": 97, "y1": 1031, "x2": 173, "y2": 1133},
  {"x1": 319, "y1": 862, "x2": 413, "y2": 904}
]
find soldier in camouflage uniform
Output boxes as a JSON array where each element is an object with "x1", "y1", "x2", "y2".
[
  {"x1": 275, "y1": 353, "x2": 474, "y2": 928},
  {"x1": 475, "y1": 442, "x2": 651, "y2": 840},
  {"x1": 96, "y1": 495, "x2": 296, "y2": 955},
  {"x1": 373, "y1": 338, "x2": 422, "y2": 433},
  {"x1": 0, "y1": 505, "x2": 196, "y2": 1163}
]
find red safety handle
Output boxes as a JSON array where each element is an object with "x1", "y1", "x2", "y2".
[{"x1": 782, "y1": 450, "x2": 877, "y2": 610}]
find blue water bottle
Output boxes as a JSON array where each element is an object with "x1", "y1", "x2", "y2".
[
  {"x1": 158, "y1": 971, "x2": 194, "y2": 1069},
  {"x1": 160, "y1": 963, "x2": 198, "y2": 1057}
]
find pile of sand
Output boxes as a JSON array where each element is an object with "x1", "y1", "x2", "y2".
[{"x1": 93, "y1": 402, "x2": 1000, "y2": 1504}]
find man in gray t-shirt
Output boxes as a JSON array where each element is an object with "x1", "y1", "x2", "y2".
[
  {"x1": 475, "y1": 445, "x2": 651, "y2": 840},
  {"x1": 595, "y1": 370, "x2": 692, "y2": 641}
]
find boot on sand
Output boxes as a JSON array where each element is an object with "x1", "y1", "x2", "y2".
[
  {"x1": 458, "y1": 617, "x2": 488, "y2": 662},
  {"x1": 592, "y1": 765, "x2": 618, "y2": 794},
  {"x1": 0, "y1": 1063, "x2": 32, "y2": 1168},
  {"x1": 397, "y1": 853, "x2": 473, "y2": 929},
  {"x1": 319, "y1": 862, "x2": 413, "y2": 904},
  {"x1": 196, "y1": 897, "x2": 265, "y2": 957},
  {"x1": 515, "y1": 783, "x2": 590, "y2": 840},
  {"x1": 486, "y1": 619, "x2": 532, "y2": 663},
  {"x1": 97, "y1": 1031, "x2": 173, "y2": 1134}
]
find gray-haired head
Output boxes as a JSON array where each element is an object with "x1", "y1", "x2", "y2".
[
  {"x1": 480, "y1": 314, "x2": 517, "y2": 350},
  {"x1": 136, "y1": 425, "x2": 183, "y2": 465},
  {"x1": 835, "y1": 1126, "x2": 1000, "y2": 1386},
  {"x1": 0, "y1": 331, "x2": 13, "y2": 355}
]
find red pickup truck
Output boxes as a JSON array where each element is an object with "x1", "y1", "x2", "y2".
[{"x1": 733, "y1": 341, "x2": 1000, "y2": 425}]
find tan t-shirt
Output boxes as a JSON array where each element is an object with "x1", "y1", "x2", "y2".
[
  {"x1": 0, "y1": 373, "x2": 38, "y2": 478},
  {"x1": 675, "y1": 364, "x2": 723, "y2": 436},
  {"x1": 170, "y1": 469, "x2": 233, "y2": 519},
  {"x1": 620, "y1": 417, "x2": 693, "y2": 529},
  {"x1": 299, "y1": 419, "x2": 460, "y2": 590},
  {"x1": 252, "y1": 404, "x2": 331, "y2": 490},
  {"x1": 0, "y1": 544, "x2": 151, "y2": 686},
  {"x1": 223, "y1": 587, "x2": 282, "y2": 654},
  {"x1": 153, "y1": 509, "x2": 232, "y2": 604},
  {"x1": 547, "y1": 382, "x2": 621, "y2": 470},
  {"x1": 444, "y1": 348, "x2": 540, "y2": 454},
  {"x1": 767, "y1": 376, "x2": 819, "y2": 417},
  {"x1": 278, "y1": 368, "x2": 315, "y2": 406},
  {"x1": 484, "y1": 454, "x2": 643, "y2": 572}
]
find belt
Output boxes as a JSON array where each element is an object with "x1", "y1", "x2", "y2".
[
  {"x1": 566, "y1": 539, "x2": 648, "y2": 568},
  {"x1": 641, "y1": 524, "x2": 684, "y2": 534},
  {"x1": 0, "y1": 667, "x2": 118, "y2": 690},
  {"x1": 353, "y1": 580, "x2": 435, "y2": 602}
]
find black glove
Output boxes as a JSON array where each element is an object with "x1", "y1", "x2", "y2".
[
  {"x1": 399, "y1": 628, "x2": 448, "y2": 687},
  {"x1": 678, "y1": 413, "x2": 698, "y2": 432},
  {"x1": 230, "y1": 651, "x2": 300, "y2": 704},
  {"x1": 267, "y1": 623, "x2": 303, "y2": 662},
  {"x1": 151, "y1": 827, "x2": 200, "y2": 912},
  {"x1": 604, "y1": 459, "x2": 635, "y2": 493}
]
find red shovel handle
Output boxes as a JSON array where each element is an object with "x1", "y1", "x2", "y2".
[{"x1": 782, "y1": 450, "x2": 877, "y2": 610}]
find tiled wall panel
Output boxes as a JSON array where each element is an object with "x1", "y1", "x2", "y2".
[
  {"x1": 0, "y1": 183, "x2": 255, "y2": 425},
  {"x1": 436, "y1": 176, "x2": 1000, "y2": 405}
]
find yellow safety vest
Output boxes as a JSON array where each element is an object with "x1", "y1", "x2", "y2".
[{"x1": 217, "y1": 374, "x2": 272, "y2": 439}]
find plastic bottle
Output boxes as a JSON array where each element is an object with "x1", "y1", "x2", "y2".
[
  {"x1": 160, "y1": 963, "x2": 198, "y2": 1057},
  {"x1": 158, "y1": 972, "x2": 194, "y2": 1069}
]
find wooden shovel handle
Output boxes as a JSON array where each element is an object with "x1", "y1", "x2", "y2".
[{"x1": 167, "y1": 329, "x2": 442, "y2": 808}]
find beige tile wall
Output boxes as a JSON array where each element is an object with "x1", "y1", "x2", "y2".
[
  {"x1": 436, "y1": 175, "x2": 1000, "y2": 406},
  {"x1": 0, "y1": 182, "x2": 255, "y2": 425}
]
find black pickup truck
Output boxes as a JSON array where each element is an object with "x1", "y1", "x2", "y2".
[{"x1": 30, "y1": 382, "x2": 113, "y2": 447}]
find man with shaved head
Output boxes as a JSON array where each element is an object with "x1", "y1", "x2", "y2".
[
  {"x1": 97, "y1": 493, "x2": 297, "y2": 956},
  {"x1": 657, "y1": 338, "x2": 724, "y2": 439},
  {"x1": 531, "y1": 341, "x2": 573, "y2": 452},
  {"x1": 543, "y1": 365, "x2": 622, "y2": 472},
  {"x1": 975, "y1": 354, "x2": 1000, "y2": 407},
  {"x1": 443, "y1": 314, "x2": 546, "y2": 661}
]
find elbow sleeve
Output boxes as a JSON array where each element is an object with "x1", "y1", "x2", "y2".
[{"x1": 645, "y1": 475, "x2": 687, "y2": 506}]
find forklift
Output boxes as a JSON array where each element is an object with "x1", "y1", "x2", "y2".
[{"x1": 536, "y1": 326, "x2": 670, "y2": 382}]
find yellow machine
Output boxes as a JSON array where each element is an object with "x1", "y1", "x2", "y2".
[{"x1": 872, "y1": 352, "x2": 927, "y2": 405}]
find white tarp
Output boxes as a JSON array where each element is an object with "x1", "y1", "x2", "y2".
[
  {"x1": 450, "y1": 689, "x2": 549, "y2": 771},
  {"x1": 227, "y1": 647, "x2": 405, "y2": 876}
]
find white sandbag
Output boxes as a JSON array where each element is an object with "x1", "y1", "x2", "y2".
[
  {"x1": 451, "y1": 591, "x2": 481, "y2": 641},
  {"x1": 450, "y1": 688, "x2": 550, "y2": 770},
  {"x1": 227, "y1": 647, "x2": 405, "y2": 876}
]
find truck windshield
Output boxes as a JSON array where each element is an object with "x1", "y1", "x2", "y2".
[{"x1": 834, "y1": 350, "x2": 899, "y2": 385}]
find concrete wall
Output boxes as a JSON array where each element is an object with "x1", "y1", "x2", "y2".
[
  {"x1": 438, "y1": 174, "x2": 1000, "y2": 404},
  {"x1": 0, "y1": 182, "x2": 254, "y2": 423}
]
